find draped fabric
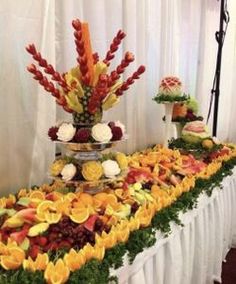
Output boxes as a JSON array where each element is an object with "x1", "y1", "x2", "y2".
[
  {"x1": 0, "y1": 0, "x2": 236, "y2": 192},
  {"x1": 112, "y1": 169, "x2": 236, "y2": 284}
]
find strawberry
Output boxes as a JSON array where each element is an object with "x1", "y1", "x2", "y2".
[
  {"x1": 28, "y1": 245, "x2": 40, "y2": 260},
  {"x1": 36, "y1": 236, "x2": 48, "y2": 247}
]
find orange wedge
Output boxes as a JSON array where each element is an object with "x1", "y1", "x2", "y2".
[
  {"x1": 93, "y1": 244, "x2": 105, "y2": 261},
  {"x1": 70, "y1": 207, "x2": 89, "y2": 224},
  {"x1": 44, "y1": 259, "x2": 69, "y2": 284},
  {"x1": 36, "y1": 200, "x2": 54, "y2": 215},
  {"x1": 64, "y1": 249, "x2": 85, "y2": 272},
  {"x1": 1, "y1": 256, "x2": 21, "y2": 270},
  {"x1": 93, "y1": 198, "x2": 102, "y2": 210},
  {"x1": 54, "y1": 200, "x2": 71, "y2": 215},
  {"x1": 45, "y1": 212, "x2": 62, "y2": 224},
  {"x1": 93, "y1": 193, "x2": 108, "y2": 203},
  {"x1": 79, "y1": 193, "x2": 93, "y2": 206},
  {"x1": 29, "y1": 191, "x2": 45, "y2": 200},
  {"x1": 65, "y1": 192, "x2": 78, "y2": 202}
]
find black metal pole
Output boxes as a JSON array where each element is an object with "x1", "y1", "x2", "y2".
[{"x1": 212, "y1": 0, "x2": 225, "y2": 136}]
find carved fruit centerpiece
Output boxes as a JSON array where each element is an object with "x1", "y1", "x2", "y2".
[
  {"x1": 153, "y1": 76, "x2": 189, "y2": 146},
  {"x1": 26, "y1": 19, "x2": 145, "y2": 125},
  {"x1": 25, "y1": 19, "x2": 145, "y2": 192}
]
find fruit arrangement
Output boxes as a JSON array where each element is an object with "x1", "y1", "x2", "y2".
[
  {"x1": 50, "y1": 152, "x2": 128, "y2": 182},
  {"x1": 26, "y1": 19, "x2": 145, "y2": 124},
  {"x1": 172, "y1": 96, "x2": 203, "y2": 122},
  {"x1": 48, "y1": 120, "x2": 126, "y2": 144},
  {"x1": 0, "y1": 144, "x2": 236, "y2": 283},
  {"x1": 153, "y1": 76, "x2": 189, "y2": 103}
]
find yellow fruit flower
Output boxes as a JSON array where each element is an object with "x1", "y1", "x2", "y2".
[
  {"x1": 64, "y1": 249, "x2": 85, "y2": 272},
  {"x1": 50, "y1": 160, "x2": 67, "y2": 177},
  {"x1": 81, "y1": 161, "x2": 103, "y2": 181},
  {"x1": 1, "y1": 246, "x2": 25, "y2": 270},
  {"x1": 44, "y1": 259, "x2": 69, "y2": 284},
  {"x1": 23, "y1": 253, "x2": 49, "y2": 272},
  {"x1": 116, "y1": 152, "x2": 128, "y2": 170}
]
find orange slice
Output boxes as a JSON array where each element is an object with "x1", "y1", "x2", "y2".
[
  {"x1": 54, "y1": 200, "x2": 71, "y2": 215},
  {"x1": 29, "y1": 191, "x2": 45, "y2": 200},
  {"x1": 36, "y1": 200, "x2": 54, "y2": 215},
  {"x1": 45, "y1": 212, "x2": 62, "y2": 224},
  {"x1": 94, "y1": 192, "x2": 108, "y2": 203},
  {"x1": 79, "y1": 193, "x2": 93, "y2": 206},
  {"x1": 70, "y1": 207, "x2": 89, "y2": 224},
  {"x1": 8, "y1": 247, "x2": 25, "y2": 261},
  {"x1": 65, "y1": 192, "x2": 77, "y2": 202},
  {"x1": 1, "y1": 256, "x2": 21, "y2": 270}
]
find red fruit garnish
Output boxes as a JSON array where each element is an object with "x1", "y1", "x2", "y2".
[
  {"x1": 111, "y1": 126, "x2": 123, "y2": 141},
  {"x1": 36, "y1": 236, "x2": 48, "y2": 247},
  {"x1": 74, "y1": 128, "x2": 91, "y2": 143},
  {"x1": 108, "y1": 121, "x2": 115, "y2": 129},
  {"x1": 48, "y1": 126, "x2": 59, "y2": 141},
  {"x1": 83, "y1": 215, "x2": 98, "y2": 232},
  {"x1": 28, "y1": 245, "x2": 40, "y2": 260},
  {"x1": 45, "y1": 193, "x2": 55, "y2": 201},
  {"x1": 10, "y1": 229, "x2": 29, "y2": 245}
]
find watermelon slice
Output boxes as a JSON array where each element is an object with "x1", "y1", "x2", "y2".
[
  {"x1": 83, "y1": 215, "x2": 98, "y2": 232},
  {"x1": 10, "y1": 228, "x2": 29, "y2": 245},
  {"x1": 16, "y1": 208, "x2": 36, "y2": 223}
]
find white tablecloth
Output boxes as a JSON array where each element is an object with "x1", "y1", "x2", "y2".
[{"x1": 112, "y1": 169, "x2": 236, "y2": 284}]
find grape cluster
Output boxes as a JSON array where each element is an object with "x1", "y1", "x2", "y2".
[{"x1": 47, "y1": 216, "x2": 110, "y2": 250}]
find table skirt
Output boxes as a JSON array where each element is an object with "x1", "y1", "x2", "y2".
[{"x1": 112, "y1": 169, "x2": 236, "y2": 284}]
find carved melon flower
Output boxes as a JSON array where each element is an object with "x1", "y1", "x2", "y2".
[
  {"x1": 102, "y1": 160, "x2": 121, "y2": 178},
  {"x1": 91, "y1": 123, "x2": 112, "y2": 143},
  {"x1": 61, "y1": 164, "x2": 77, "y2": 181},
  {"x1": 57, "y1": 123, "x2": 76, "y2": 142}
]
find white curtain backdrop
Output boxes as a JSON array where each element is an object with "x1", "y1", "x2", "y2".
[{"x1": 0, "y1": 0, "x2": 236, "y2": 193}]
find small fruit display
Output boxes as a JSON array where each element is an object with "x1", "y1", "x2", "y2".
[
  {"x1": 172, "y1": 96, "x2": 203, "y2": 122},
  {"x1": 153, "y1": 76, "x2": 189, "y2": 103},
  {"x1": 181, "y1": 120, "x2": 210, "y2": 144},
  {"x1": 50, "y1": 152, "x2": 128, "y2": 182},
  {"x1": 26, "y1": 19, "x2": 145, "y2": 124}
]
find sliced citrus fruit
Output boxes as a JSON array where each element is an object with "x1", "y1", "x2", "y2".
[
  {"x1": 29, "y1": 191, "x2": 45, "y2": 200},
  {"x1": 70, "y1": 208, "x2": 89, "y2": 224},
  {"x1": 64, "y1": 249, "x2": 85, "y2": 272},
  {"x1": 106, "y1": 194, "x2": 118, "y2": 205},
  {"x1": 93, "y1": 192, "x2": 108, "y2": 203},
  {"x1": 1, "y1": 256, "x2": 21, "y2": 270},
  {"x1": 8, "y1": 247, "x2": 25, "y2": 262},
  {"x1": 36, "y1": 200, "x2": 54, "y2": 215},
  {"x1": 93, "y1": 198, "x2": 102, "y2": 210},
  {"x1": 65, "y1": 192, "x2": 77, "y2": 202},
  {"x1": 45, "y1": 212, "x2": 62, "y2": 224},
  {"x1": 79, "y1": 193, "x2": 93, "y2": 206},
  {"x1": 35, "y1": 253, "x2": 49, "y2": 270},
  {"x1": 72, "y1": 200, "x2": 86, "y2": 209},
  {"x1": 54, "y1": 200, "x2": 71, "y2": 215},
  {"x1": 81, "y1": 243, "x2": 94, "y2": 261},
  {"x1": 93, "y1": 244, "x2": 105, "y2": 261}
]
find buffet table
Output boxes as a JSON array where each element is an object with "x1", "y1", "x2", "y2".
[{"x1": 113, "y1": 168, "x2": 236, "y2": 284}]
